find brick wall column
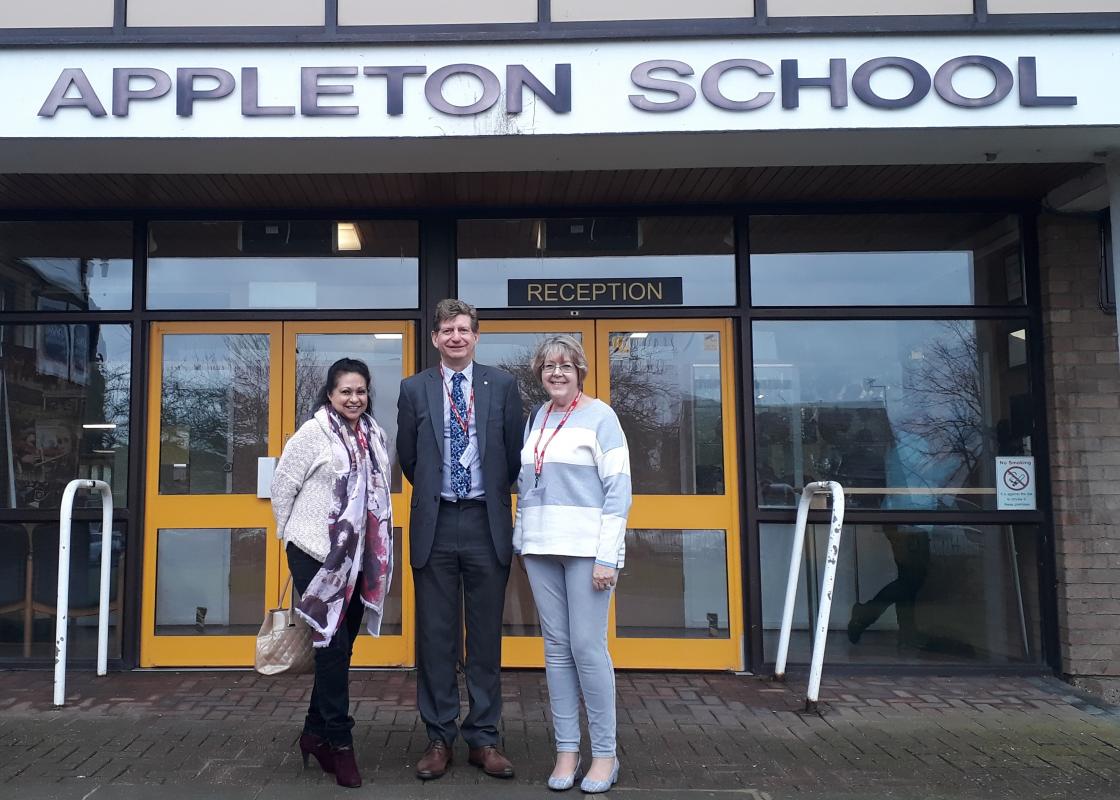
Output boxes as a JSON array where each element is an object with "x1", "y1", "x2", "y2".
[{"x1": 1038, "y1": 212, "x2": 1120, "y2": 677}]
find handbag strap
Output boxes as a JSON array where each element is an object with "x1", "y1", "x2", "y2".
[{"x1": 278, "y1": 573, "x2": 295, "y2": 611}]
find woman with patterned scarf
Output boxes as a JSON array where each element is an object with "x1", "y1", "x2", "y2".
[{"x1": 271, "y1": 357, "x2": 394, "y2": 789}]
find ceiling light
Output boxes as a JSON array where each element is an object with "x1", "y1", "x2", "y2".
[
  {"x1": 374, "y1": 333, "x2": 403, "y2": 340},
  {"x1": 628, "y1": 332, "x2": 649, "y2": 340},
  {"x1": 1010, "y1": 329, "x2": 1027, "y2": 340},
  {"x1": 336, "y1": 222, "x2": 362, "y2": 252},
  {"x1": 82, "y1": 423, "x2": 117, "y2": 430}
]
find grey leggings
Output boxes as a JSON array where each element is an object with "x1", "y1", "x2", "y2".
[{"x1": 523, "y1": 555, "x2": 616, "y2": 758}]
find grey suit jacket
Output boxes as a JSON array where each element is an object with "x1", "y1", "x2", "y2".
[{"x1": 396, "y1": 363, "x2": 525, "y2": 569}]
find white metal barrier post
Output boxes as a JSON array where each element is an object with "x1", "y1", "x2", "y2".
[
  {"x1": 54, "y1": 478, "x2": 114, "y2": 707},
  {"x1": 773, "y1": 480, "x2": 846, "y2": 714}
]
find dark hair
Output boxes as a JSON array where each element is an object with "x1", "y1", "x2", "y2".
[
  {"x1": 315, "y1": 358, "x2": 372, "y2": 409},
  {"x1": 432, "y1": 298, "x2": 479, "y2": 333}
]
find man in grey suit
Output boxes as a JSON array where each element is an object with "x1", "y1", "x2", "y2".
[{"x1": 397, "y1": 298, "x2": 524, "y2": 781}]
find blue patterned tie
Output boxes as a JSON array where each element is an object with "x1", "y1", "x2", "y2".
[{"x1": 450, "y1": 372, "x2": 471, "y2": 498}]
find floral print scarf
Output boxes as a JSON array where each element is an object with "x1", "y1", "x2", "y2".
[{"x1": 295, "y1": 405, "x2": 394, "y2": 647}]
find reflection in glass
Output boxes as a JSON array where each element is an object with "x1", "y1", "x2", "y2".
[
  {"x1": 458, "y1": 217, "x2": 735, "y2": 308},
  {"x1": 503, "y1": 560, "x2": 540, "y2": 637},
  {"x1": 475, "y1": 331, "x2": 585, "y2": 417},
  {"x1": 760, "y1": 523, "x2": 1041, "y2": 665},
  {"x1": 616, "y1": 529, "x2": 729, "y2": 639},
  {"x1": 0, "y1": 221, "x2": 133, "y2": 311},
  {"x1": 609, "y1": 331, "x2": 723, "y2": 495},
  {"x1": 0, "y1": 521, "x2": 126, "y2": 660},
  {"x1": 294, "y1": 332, "x2": 405, "y2": 492},
  {"x1": 155, "y1": 528, "x2": 265, "y2": 636},
  {"x1": 147, "y1": 220, "x2": 419, "y2": 310},
  {"x1": 753, "y1": 320, "x2": 1032, "y2": 510},
  {"x1": 356, "y1": 526, "x2": 403, "y2": 636},
  {"x1": 750, "y1": 213, "x2": 1022, "y2": 306},
  {"x1": 158, "y1": 334, "x2": 270, "y2": 495},
  {"x1": 0, "y1": 324, "x2": 131, "y2": 509}
]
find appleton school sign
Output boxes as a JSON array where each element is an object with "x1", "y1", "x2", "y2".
[
  {"x1": 2, "y1": 33, "x2": 1114, "y2": 140},
  {"x1": 38, "y1": 55, "x2": 1073, "y2": 119}
]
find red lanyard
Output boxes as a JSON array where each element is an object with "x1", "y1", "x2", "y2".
[
  {"x1": 442, "y1": 366, "x2": 475, "y2": 436},
  {"x1": 533, "y1": 392, "x2": 582, "y2": 487}
]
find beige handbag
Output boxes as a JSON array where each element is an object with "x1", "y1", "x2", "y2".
[{"x1": 254, "y1": 574, "x2": 314, "y2": 675}]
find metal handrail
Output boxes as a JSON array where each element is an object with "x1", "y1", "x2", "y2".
[
  {"x1": 54, "y1": 479, "x2": 114, "y2": 707},
  {"x1": 773, "y1": 480, "x2": 846, "y2": 714}
]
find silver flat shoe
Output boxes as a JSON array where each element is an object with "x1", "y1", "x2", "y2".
[
  {"x1": 547, "y1": 754, "x2": 582, "y2": 791},
  {"x1": 579, "y1": 758, "x2": 619, "y2": 794}
]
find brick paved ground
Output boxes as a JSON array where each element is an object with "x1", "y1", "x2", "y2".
[{"x1": 2, "y1": 669, "x2": 1120, "y2": 799}]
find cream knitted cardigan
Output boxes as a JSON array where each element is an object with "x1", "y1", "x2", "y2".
[{"x1": 271, "y1": 414, "x2": 389, "y2": 563}]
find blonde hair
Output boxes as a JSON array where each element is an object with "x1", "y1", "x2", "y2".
[{"x1": 530, "y1": 334, "x2": 589, "y2": 389}]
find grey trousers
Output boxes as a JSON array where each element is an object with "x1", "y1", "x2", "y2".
[{"x1": 523, "y1": 555, "x2": 617, "y2": 758}]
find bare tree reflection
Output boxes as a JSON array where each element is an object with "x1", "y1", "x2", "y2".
[
  {"x1": 159, "y1": 335, "x2": 269, "y2": 494},
  {"x1": 494, "y1": 345, "x2": 548, "y2": 418},
  {"x1": 896, "y1": 320, "x2": 987, "y2": 502},
  {"x1": 294, "y1": 343, "x2": 323, "y2": 425}
]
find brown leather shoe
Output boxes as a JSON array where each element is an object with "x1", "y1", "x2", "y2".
[
  {"x1": 468, "y1": 745, "x2": 515, "y2": 778},
  {"x1": 416, "y1": 740, "x2": 452, "y2": 780}
]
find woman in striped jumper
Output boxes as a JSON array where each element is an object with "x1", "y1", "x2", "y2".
[{"x1": 513, "y1": 334, "x2": 632, "y2": 794}]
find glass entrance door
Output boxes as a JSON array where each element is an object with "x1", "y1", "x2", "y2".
[
  {"x1": 599, "y1": 320, "x2": 742, "y2": 670},
  {"x1": 474, "y1": 320, "x2": 596, "y2": 667},
  {"x1": 479, "y1": 319, "x2": 742, "y2": 671},
  {"x1": 141, "y1": 321, "x2": 414, "y2": 667}
]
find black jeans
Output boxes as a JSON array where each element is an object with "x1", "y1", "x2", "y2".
[{"x1": 286, "y1": 542, "x2": 365, "y2": 747}]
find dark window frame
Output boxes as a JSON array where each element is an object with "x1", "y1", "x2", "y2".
[
  {"x1": 1, "y1": 2, "x2": 1120, "y2": 46},
  {"x1": 0, "y1": 200, "x2": 1056, "y2": 675}
]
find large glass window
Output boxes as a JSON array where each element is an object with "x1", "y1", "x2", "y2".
[
  {"x1": 155, "y1": 527, "x2": 264, "y2": 636},
  {"x1": 0, "y1": 324, "x2": 131, "y2": 509},
  {"x1": 0, "y1": 521, "x2": 126, "y2": 661},
  {"x1": 760, "y1": 523, "x2": 1042, "y2": 666},
  {"x1": 475, "y1": 330, "x2": 589, "y2": 416},
  {"x1": 616, "y1": 529, "x2": 730, "y2": 639},
  {"x1": 147, "y1": 220, "x2": 419, "y2": 310},
  {"x1": 0, "y1": 222, "x2": 133, "y2": 312},
  {"x1": 158, "y1": 333, "x2": 269, "y2": 496},
  {"x1": 750, "y1": 214, "x2": 1022, "y2": 306},
  {"x1": 609, "y1": 330, "x2": 725, "y2": 495},
  {"x1": 458, "y1": 217, "x2": 736, "y2": 308},
  {"x1": 753, "y1": 319, "x2": 1032, "y2": 511}
]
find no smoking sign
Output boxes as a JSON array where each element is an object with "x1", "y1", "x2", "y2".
[{"x1": 996, "y1": 457, "x2": 1036, "y2": 510}]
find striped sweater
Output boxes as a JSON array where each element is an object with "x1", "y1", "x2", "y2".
[{"x1": 513, "y1": 396, "x2": 632, "y2": 567}]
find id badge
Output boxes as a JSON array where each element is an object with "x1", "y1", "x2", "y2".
[{"x1": 459, "y1": 440, "x2": 478, "y2": 468}]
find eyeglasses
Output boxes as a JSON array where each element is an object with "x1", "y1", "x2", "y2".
[{"x1": 542, "y1": 363, "x2": 576, "y2": 375}]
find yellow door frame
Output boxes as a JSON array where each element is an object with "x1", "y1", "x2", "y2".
[
  {"x1": 141, "y1": 321, "x2": 284, "y2": 667},
  {"x1": 480, "y1": 319, "x2": 743, "y2": 671},
  {"x1": 479, "y1": 320, "x2": 597, "y2": 668},
  {"x1": 281, "y1": 321, "x2": 416, "y2": 667},
  {"x1": 143, "y1": 320, "x2": 416, "y2": 668},
  {"x1": 596, "y1": 319, "x2": 743, "y2": 671},
  {"x1": 143, "y1": 318, "x2": 740, "y2": 670}
]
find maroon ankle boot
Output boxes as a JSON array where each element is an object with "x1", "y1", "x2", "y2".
[
  {"x1": 330, "y1": 744, "x2": 362, "y2": 788},
  {"x1": 298, "y1": 732, "x2": 335, "y2": 774}
]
